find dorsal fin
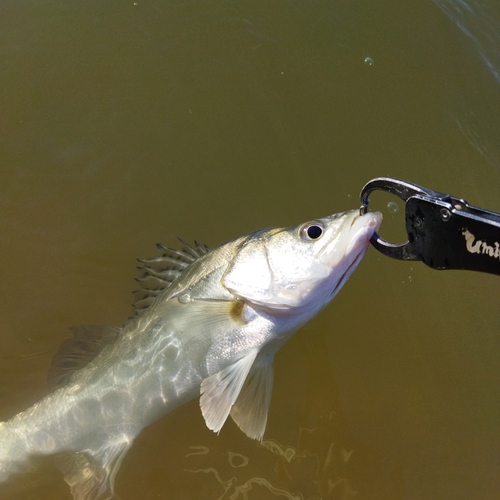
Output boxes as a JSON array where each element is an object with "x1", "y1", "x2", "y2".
[
  {"x1": 130, "y1": 239, "x2": 210, "y2": 319},
  {"x1": 48, "y1": 325, "x2": 120, "y2": 390}
]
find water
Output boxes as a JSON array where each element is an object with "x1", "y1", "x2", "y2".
[{"x1": 1, "y1": 1, "x2": 499, "y2": 499}]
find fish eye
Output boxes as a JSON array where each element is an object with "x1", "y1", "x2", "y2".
[{"x1": 299, "y1": 222, "x2": 324, "y2": 240}]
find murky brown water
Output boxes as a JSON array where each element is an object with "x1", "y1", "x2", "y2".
[{"x1": 1, "y1": 0, "x2": 499, "y2": 499}]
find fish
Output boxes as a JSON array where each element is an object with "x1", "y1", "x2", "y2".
[{"x1": 0, "y1": 208, "x2": 382, "y2": 500}]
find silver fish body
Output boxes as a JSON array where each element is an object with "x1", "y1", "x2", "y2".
[{"x1": 0, "y1": 208, "x2": 381, "y2": 499}]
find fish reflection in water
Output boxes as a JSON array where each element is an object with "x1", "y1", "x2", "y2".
[
  {"x1": 185, "y1": 447, "x2": 302, "y2": 500},
  {"x1": 183, "y1": 419, "x2": 360, "y2": 499}
]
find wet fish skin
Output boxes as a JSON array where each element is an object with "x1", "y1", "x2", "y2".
[{"x1": 0, "y1": 208, "x2": 382, "y2": 500}]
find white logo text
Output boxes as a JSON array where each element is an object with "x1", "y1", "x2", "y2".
[{"x1": 462, "y1": 229, "x2": 500, "y2": 259}]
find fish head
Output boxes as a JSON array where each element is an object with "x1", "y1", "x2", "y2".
[{"x1": 222, "y1": 209, "x2": 382, "y2": 315}]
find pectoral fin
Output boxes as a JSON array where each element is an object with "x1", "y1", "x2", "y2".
[
  {"x1": 230, "y1": 356, "x2": 274, "y2": 441},
  {"x1": 200, "y1": 350, "x2": 258, "y2": 434},
  {"x1": 55, "y1": 438, "x2": 131, "y2": 500}
]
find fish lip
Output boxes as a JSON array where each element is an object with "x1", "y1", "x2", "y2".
[
  {"x1": 350, "y1": 211, "x2": 382, "y2": 245},
  {"x1": 316, "y1": 211, "x2": 356, "y2": 258},
  {"x1": 319, "y1": 210, "x2": 381, "y2": 261},
  {"x1": 325, "y1": 211, "x2": 382, "y2": 297}
]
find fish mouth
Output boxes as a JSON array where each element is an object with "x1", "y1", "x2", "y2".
[
  {"x1": 327, "y1": 211, "x2": 382, "y2": 298},
  {"x1": 321, "y1": 210, "x2": 382, "y2": 258},
  {"x1": 328, "y1": 245, "x2": 366, "y2": 298}
]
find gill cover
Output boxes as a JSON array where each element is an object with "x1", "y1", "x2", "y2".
[{"x1": 222, "y1": 211, "x2": 361, "y2": 311}]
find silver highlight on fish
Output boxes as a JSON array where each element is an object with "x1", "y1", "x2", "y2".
[{"x1": 0, "y1": 208, "x2": 382, "y2": 499}]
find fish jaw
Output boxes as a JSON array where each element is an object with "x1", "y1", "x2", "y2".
[
  {"x1": 222, "y1": 209, "x2": 382, "y2": 316},
  {"x1": 320, "y1": 210, "x2": 382, "y2": 303}
]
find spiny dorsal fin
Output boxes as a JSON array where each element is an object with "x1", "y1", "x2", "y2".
[
  {"x1": 48, "y1": 325, "x2": 120, "y2": 390},
  {"x1": 130, "y1": 239, "x2": 210, "y2": 318}
]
